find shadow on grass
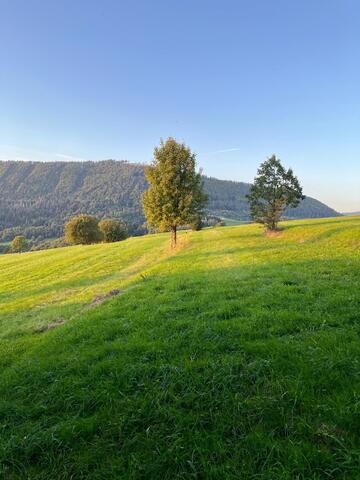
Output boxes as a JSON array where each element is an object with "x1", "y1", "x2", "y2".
[
  {"x1": 1, "y1": 254, "x2": 360, "y2": 479},
  {"x1": 0, "y1": 300, "x2": 87, "y2": 341}
]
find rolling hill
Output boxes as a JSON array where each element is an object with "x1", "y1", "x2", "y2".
[
  {"x1": 0, "y1": 216, "x2": 360, "y2": 478},
  {"x1": 0, "y1": 160, "x2": 340, "y2": 242}
]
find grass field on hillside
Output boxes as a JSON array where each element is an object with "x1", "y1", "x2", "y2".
[
  {"x1": 220, "y1": 217, "x2": 249, "y2": 226},
  {"x1": 1, "y1": 217, "x2": 360, "y2": 479}
]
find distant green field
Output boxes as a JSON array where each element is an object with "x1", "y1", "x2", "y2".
[
  {"x1": 1, "y1": 217, "x2": 360, "y2": 479},
  {"x1": 220, "y1": 217, "x2": 249, "y2": 226}
]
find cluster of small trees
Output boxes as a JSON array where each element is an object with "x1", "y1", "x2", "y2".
[
  {"x1": 64, "y1": 216, "x2": 128, "y2": 245},
  {"x1": 7, "y1": 217, "x2": 128, "y2": 253}
]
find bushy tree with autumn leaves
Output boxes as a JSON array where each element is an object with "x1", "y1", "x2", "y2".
[{"x1": 142, "y1": 138, "x2": 207, "y2": 247}]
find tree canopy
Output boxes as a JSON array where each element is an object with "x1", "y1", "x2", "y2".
[
  {"x1": 247, "y1": 155, "x2": 304, "y2": 231},
  {"x1": 10, "y1": 235, "x2": 28, "y2": 253},
  {"x1": 99, "y1": 219, "x2": 128, "y2": 243},
  {"x1": 142, "y1": 138, "x2": 207, "y2": 247},
  {"x1": 65, "y1": 215, "x2": 102, "y2": 245}
]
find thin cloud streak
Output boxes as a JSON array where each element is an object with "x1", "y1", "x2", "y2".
[
  {"x1": 199, "y1": 147, "x2": 243, "y2": 156},
  {"x1": 0, "y1": 145, "x2": 88, "y2": 162}
]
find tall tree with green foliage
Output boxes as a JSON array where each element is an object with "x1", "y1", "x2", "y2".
[
  {"x1": 65, "y1": 215, "x2": 102, "y2": 245},
  {"x1": 142, "y1": 138, "x2": 207, "y2": 247},
  {"x1": 247, "y1": 155, "x2": 304, "y2": 231},
  {"x1": 10, "y1": 235, "x2": 28, "y2": 253}
]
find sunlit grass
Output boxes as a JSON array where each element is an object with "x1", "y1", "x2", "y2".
[{"x1": 0, "y1": 216, "x2": 359, "y2": 479}]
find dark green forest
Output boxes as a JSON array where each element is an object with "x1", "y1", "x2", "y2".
[{"x1": 0, "y1": 160, "x2": 340, "y2": 243}]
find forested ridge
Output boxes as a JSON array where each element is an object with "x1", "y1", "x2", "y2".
[{"x1": 0, "y1": 160, "x2": 340, "y2": 242}]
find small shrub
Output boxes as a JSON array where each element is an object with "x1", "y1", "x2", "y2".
[
  {"x1": 99, "y1": 219, "x2": 128, "y2": 243},
  {"x1": 31, "y1": 237, "x2": 70, "y2": 251},
  {"x1": 65, "y1": 215, "x2": 102, "y2": 245},
  {"x1": 190, "y1": 217, "x2": 202, "y2": 231},
  {"x1": 10, "y1": 235, "x2": 28, "y2": 253}
]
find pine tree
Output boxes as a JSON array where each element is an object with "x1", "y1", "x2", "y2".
[
  {"x1": 142, "y1": 138, "x2": 207, "y2": 247},
  {"x1": 247, "y1": 155, "x2": 304, "y2": 231}
]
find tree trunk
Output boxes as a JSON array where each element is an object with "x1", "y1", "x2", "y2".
[
  {"x1": 171, "y1": 226, "x2": 177, "y2": 248},
  {"x1": 267, "y1": 206, "x2": 277, "y2": 231}
]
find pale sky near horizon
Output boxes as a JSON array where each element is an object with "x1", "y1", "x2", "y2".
[{"x1": 0, "y1": 0, "x2": 359, "y2": 212}]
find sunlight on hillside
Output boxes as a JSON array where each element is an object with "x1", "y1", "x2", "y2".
[{"x1": 1, "y1": 216, "x2": 359, "y2": 339}]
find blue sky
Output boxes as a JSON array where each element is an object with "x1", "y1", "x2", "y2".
[{"x1": 0, "y1": 0, "x2": 359, "y2": 211}]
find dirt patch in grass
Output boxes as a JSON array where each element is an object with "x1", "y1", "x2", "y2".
[
  {"x1": 34, "y1": 289, "x2": 123, "y2": 334},
  {"x1": 35, "y1": 319, "x2": 66, "y2": 333},
  {"x1": 91, "y1": 289, "x2": 123, "y2": 307},
  {"x1": 266, "y1": 229, "x2": 283, "y2": 238}
]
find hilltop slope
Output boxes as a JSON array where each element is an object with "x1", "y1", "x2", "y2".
[
  {"x1": 0, "y1": 216, "x2": 359, "y2": 479},
  {"x1": 0, "y1": 160, "x2": 340, "y2": 241}
]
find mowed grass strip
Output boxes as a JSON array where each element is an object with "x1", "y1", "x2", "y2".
[{"x1": 0, "y1": 216, "x2": 360, "y2": 479}]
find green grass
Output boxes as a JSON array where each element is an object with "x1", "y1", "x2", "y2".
[{"x1": 1, "y1": 216, "x2": 360, "y2": 479}]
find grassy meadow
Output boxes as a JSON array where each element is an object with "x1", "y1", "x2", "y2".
[{"x1": 1, "y1": 216, "x2": 360, "y2": 479}]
